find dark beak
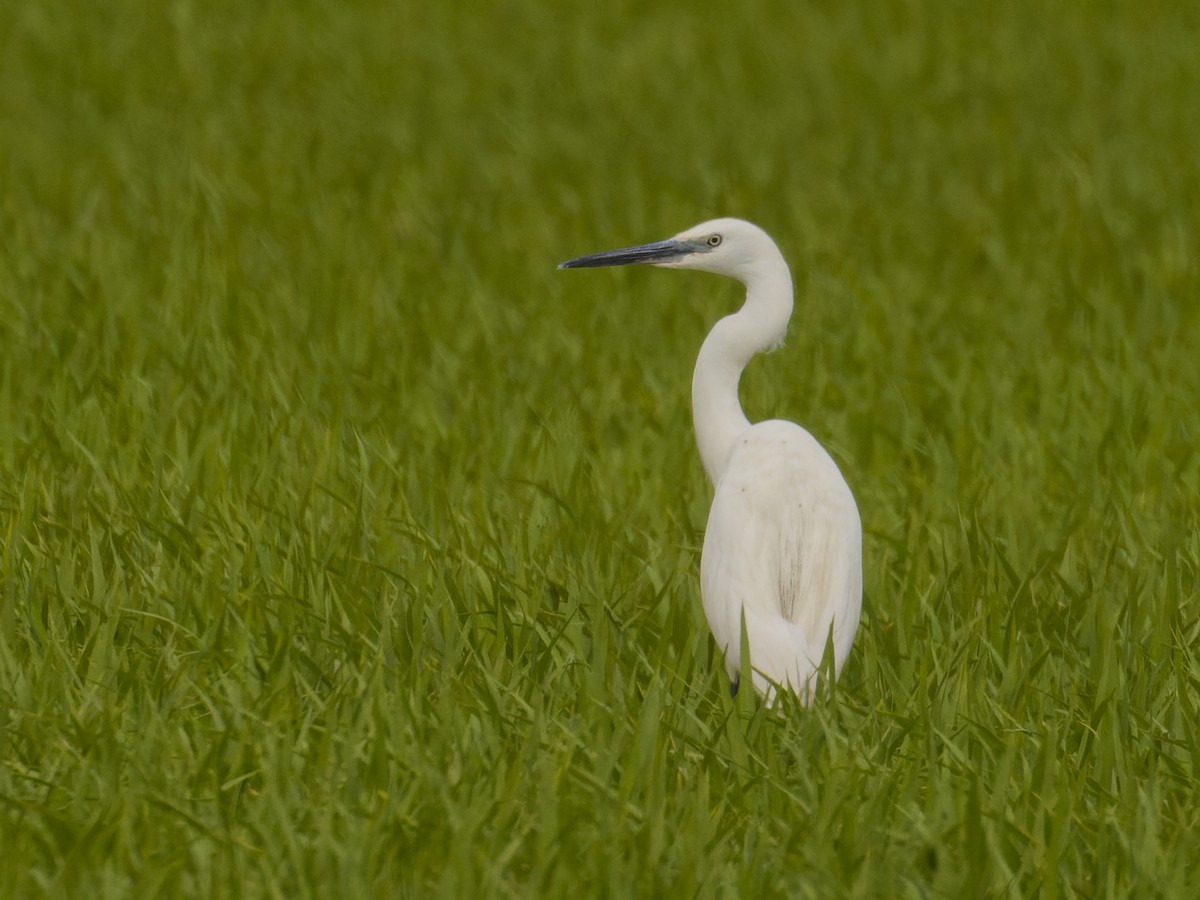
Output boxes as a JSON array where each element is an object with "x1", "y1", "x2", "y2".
[{"x1": 558, "y1": 239, "x2": 692, "y2": 269}]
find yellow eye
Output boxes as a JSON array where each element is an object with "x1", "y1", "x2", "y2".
[{"x1": 707, "y1": 234, "x2": 723, "y2": 248}]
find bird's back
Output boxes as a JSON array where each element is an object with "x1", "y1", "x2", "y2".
[{"x1": 699, "y1": 419, "x2": 862, "y2": 701}]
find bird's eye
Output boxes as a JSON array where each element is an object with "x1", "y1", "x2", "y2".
[{"x1": 707, "y1": 234, "x2": 723, "y2": 248}]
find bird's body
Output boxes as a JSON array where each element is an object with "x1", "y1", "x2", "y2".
[
  {"x1": 701, "y1": 419, "x2": 861, "y2": 699},
  {"x1": 560, "y1": 218, "x2": 861, "y2": 704}
]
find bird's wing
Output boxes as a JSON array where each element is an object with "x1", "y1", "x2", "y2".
[{"x1": 700, "y1": 420, "x2": 862, "y2": 698}]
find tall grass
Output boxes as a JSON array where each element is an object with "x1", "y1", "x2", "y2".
[{"x1": 1, "y1": 0, "x2": 1198, "y2": 896}]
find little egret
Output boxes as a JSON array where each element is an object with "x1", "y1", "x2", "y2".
[{"x1": 559, "y1": 218, "x2": 861, "y2": 704}]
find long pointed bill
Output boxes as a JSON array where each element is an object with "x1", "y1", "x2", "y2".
[{"x1": 558, "y1": 239, "x2": 693, "y2": 269}]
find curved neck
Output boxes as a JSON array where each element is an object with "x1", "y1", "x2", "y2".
[{"x1": 690, "y1": 259, "x2": 793, "y2": 484}]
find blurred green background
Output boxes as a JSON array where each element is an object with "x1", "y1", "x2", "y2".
[{"x1": 1, "y1": 1, "x2": 1198, "y2": 896}]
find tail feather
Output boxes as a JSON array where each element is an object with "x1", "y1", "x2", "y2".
[{"x1": 740, "y1": 607, "x2": 822, "y2": 705}]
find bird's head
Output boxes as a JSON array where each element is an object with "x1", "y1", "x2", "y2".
[{"x1": 558, "y1": 218, "x2": 784, "y2": 284}]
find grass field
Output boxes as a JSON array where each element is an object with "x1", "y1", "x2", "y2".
[{"x1": 2, "y1": 1, "x2": 1198, "y2": 896}]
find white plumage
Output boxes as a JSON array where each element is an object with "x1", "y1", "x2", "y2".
[
  {"x1": 701, "y1": 420, "x2": 861, "y2": 700},
  {"x1": 560, "y1": 218, "x2": 862, "y2": 704}
]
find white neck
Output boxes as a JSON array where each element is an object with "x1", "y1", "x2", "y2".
[{"x1": 690, "y1": 255, "x2": 793, "y2": 485}]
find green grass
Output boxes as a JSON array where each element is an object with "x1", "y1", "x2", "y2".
[{"x1": 2, "y1": 0, "x2": 1198, "y2": 896}]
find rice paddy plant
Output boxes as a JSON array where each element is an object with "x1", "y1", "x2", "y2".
[{"x1": 1, "y1": 1, "x2": 1197, "y2": 896}]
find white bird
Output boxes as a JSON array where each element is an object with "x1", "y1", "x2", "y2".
[{"x1": 559, "y1": 218, "x2": 862, "y2": 704}]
